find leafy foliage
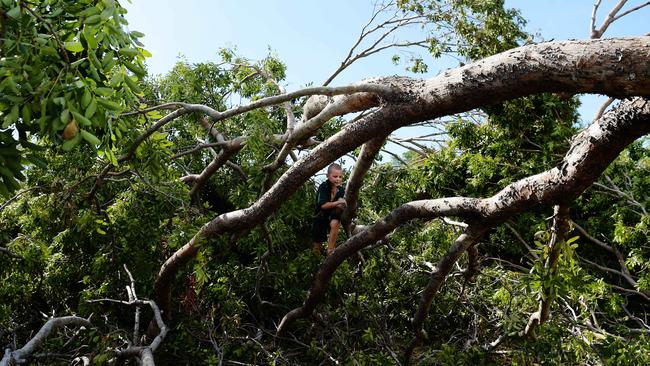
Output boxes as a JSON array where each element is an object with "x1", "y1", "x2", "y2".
[
  {"x1": 0, "y1": 1, "x2": 649, "y2": 365},
  {"x1": 0, "y1": 0, "x2": 148, "y2": 195}
]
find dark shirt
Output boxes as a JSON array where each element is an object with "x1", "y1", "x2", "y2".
[{"x1": 315, "y1": 180, "x2": 345, "y2": 213}]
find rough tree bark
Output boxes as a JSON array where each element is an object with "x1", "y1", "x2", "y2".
[
  {"x1": 154, "y1": 37, "x2": 650, "y2": 322},
  {"x1": 276, "y1": 97, "x2": 650, "y2": 348}
]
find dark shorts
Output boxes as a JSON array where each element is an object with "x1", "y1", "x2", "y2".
[{"x1": 311, "y1": 207, "x2": 343, "y2": 242}]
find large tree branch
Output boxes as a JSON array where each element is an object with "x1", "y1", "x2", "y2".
[
  {"x1": 264, "y1": 88, "x2": 385, "y2": 173},
  {"x1": 277, "y1": 198, "x2": 484, "y2": 336},
  {"x1": 154, "y1": 37, "x2": 650, "y2": 320},
  {"x1": 277, "y1": 96, "x2": 650, "y2": 338}
]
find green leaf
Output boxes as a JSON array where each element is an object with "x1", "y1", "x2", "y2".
[
  {"x1": 104, "y1": 148, "x2": 118, "y2": 166},
  {"x1": 79, "y1": 6, "x2": 101, "y2": 17},
  {"x1": 85, "y1": 99, "x2": 97, "y2": 119},
  {"x1": 0, "y1": 166, "x2": 14, "y2": 179},
  {"x1": 64, "y1": 41, "x2": 84, "y2": 53},
  {"x1": 6, "y1": 6, "x2": 20, "y2": 19},
  {"x1": 124, "y1": 61, "x2": 146, "y2": 77},
  {"x1": 26, "y1": 155, "x2": 48, "y2": 169},
  {"x1": 566, "y1": 235, "x2": 580, "y2": 245},
  {"x1": 84, "y1": 14, "x2": 102, "y2": 25},
  {"x1": 3, "y1": 175, "x2": 20, "y2": 191},
  {"x1": 82, "y1": 29, "x2": 98, "y2": 49},
  {"x1": 19, "y1": 139, "x2": 45, "y2": 151},
  {"x1": 70, "y1": 58, "x2": 87, "y2": 68},
  {"x1": 95, "y1": 87, "x2": 114, "y2": 96},
  {"x1": 118, "y1": 48, "x2": 140, "y2": 57},
  {"x1": 71, "y1": 111, "x2": 92, "y2": 127},
  {"x1": 80, "y1": 129, "x2": 101, "y2": 145},
  {"x1": 61, "y1": 132, "x2": 82, "y2": 151},
  {"x1": 21, "y1": 105, "x2": 31, "y2": 123},
  {"x1": 0, "y1": 181, "x2": 10, "y2": 198},
  {"x1": 60, "y1": 109, "x2": 71, "y2": 124},
  {"x1": 123, "y1": 75, "x2": 142, "y2": 94},
  {"x1": 97, "y1": 98, "x2": 121, "y2": 111},
  {"x1": 140, "y1": 48, "x2": 152, "y2": 58},
  {"x1": 2, "y1": 105, "x2": 19, "y2": 128},
  {"x1": 82, "y1": 88, "x2": 92, "y2": 107}
]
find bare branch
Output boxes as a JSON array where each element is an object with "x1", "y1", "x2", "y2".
[
  {"x1": 121, "y1": 102, "x2": 183, "y2": 117},
  {"x1": 406, "y1": 225, "x2": 487, "y2": 360},
  {"x1": 123, "y1": 265, "x2": 141, "y2": 346},
  {"x1": 387, "y1": 137, "x2": 428, "y2": 156},
  {"x1": 88, "y1": 296, "x2": 167, "y2": 364},
  {"x1": 0, "y1": 186, "x2": 43, "y2": 213},
  {"x1": 219, "y1": 84, "x2": 396, "y2": 121},
  {"x1": 572, "y1": 220, "x2": 639, "y2": 289},
  {"x1": 442, "y1": 217, "x2": 468, "y2": 228},
  {"x1": 590, "y1": 0, "x2": 603, "y2": 38},
  {"x1": 1, "y1": 317, "x2": 91, "y2": 366},
  {"x1": 0, "y1": 246, "x2": 21, "y2": 259},
  {"x1": 593, "y1": 97, "x2": 615, "y2": 121},
  {"x1": 243, "y1": 63, "x2": 298, "y2": 133},
  {"x1": 342, "y1": 134, "x2": 388, "y2": 233},
  {"x1": 593, "y1": 0, "x2": 628, "y2": 38},
  {"x1": 323, "y1": 2, "x2": 427, "y2": 85},
  {"x1": 504, "y1": 222, "x2": 539, "y2": 260},
  {"x1": 171, "y1": 142, "x2": 232, "y2": 160},
  {"x1": 595, "y1": 175, "x2": 648, "y2": 215},
  {"x1": 264, "y1": 88, "x2": 385, "y2": 173},
  {"x1": 612, "y1": 1, "x2": 650, "y2": 24},
  {"x1": 188, "y1": 139, "x2": 245, "y2": 201}
]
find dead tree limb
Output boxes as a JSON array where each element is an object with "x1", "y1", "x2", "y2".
[
  {"x1": 88, "y1": 266, "x2": 168, "y2": 366},
  {"x1": 1, "y1": 317, "x2": 91, "y2": 366}
]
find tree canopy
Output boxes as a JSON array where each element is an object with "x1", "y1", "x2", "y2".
[{"x1": 1, "y1": 0, "x2": 649, "y2": 365}]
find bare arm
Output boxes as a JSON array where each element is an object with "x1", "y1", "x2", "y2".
[{"x1": 320, "y1": 198, "x2": 346, "y2": 210}]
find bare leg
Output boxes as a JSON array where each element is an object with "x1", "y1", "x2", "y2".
[
  {"x1": 312, "y1": 242, "x2": 322, "y2": 256},
  {"x1": 327, "y1": 219, "x2": 341, "y2": 255}
]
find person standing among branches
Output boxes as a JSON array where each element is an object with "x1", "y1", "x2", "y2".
[{"x1": 312, "y1": 163, "x2": 347, "y2": 256}]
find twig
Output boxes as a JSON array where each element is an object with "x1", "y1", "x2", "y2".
[
  {"x1": 0, "y1": 186, "x2": 43, "y2": 213},
  {"x1": 592, "y1": 0, "x2": 628, "y2": 38}
]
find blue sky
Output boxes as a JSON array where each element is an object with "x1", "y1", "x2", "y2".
[{"x1": 121, "y1": 0, "x2": 648, "y2": 157}]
